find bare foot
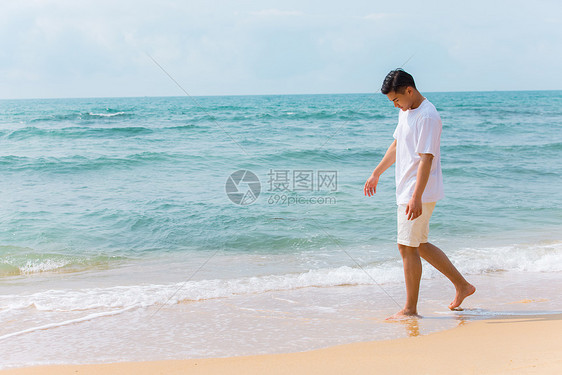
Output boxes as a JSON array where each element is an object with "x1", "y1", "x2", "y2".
[
  {"x1": 449, "y1": 283, "x2": 476, "y2": 310},
  {"x1": 385, "y1": 309, "x2": 422, "y2": 321}
]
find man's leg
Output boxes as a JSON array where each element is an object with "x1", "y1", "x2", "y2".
[
  {"x1": 387, "y1": 244, "x2": 423, "y2": 319},
  {"x1": 418, "y1": 242, "x2": 476, "y2": 309}
]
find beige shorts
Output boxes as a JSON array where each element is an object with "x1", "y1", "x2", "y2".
[{"x1": 397, "y1": 202, "x2": 436, "y2": 247}]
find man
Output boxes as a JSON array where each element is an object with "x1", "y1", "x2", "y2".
[{"x1": 364, "y1": 69, "x2": 475, "y2": 320}]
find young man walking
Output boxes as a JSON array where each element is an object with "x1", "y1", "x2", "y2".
[{"x1": 364, "y1": 69, "x2": 475, "y2": 320}]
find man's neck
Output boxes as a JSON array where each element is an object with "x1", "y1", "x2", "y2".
[{"x1": 410, "y1": 93, "x2": 425, "y2": 110}]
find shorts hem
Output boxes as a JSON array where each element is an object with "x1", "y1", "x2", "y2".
[{"x1": 396, "y1": 239, "x2": 429, "y2": 248}]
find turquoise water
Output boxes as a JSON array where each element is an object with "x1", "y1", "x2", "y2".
[
  {"x1": 1, "y1": 92, "x2": 561, "y2": 265},
  {"x1": 0, "y1": 91, "x2": 561, "y2": 367}
]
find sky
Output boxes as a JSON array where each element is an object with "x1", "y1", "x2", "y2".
[{"x1": 1, "y1": 0, "x2": 561, "y2": 99}]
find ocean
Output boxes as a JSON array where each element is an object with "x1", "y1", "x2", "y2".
[{"x1": 1, "y1": 91, "x2": 561, "y2": 368}]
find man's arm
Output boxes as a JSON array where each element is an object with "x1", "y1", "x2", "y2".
[
  {"x1": 364, "y1": 140, "x2": 397, "y2": 197},
  {"x1": 405, "y1": 153, "x2": 433, "y2": 220}
]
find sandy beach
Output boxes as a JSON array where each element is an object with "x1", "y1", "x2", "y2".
[{"x1": 2, "y1": 313, "x2": 560, "y2": 375}]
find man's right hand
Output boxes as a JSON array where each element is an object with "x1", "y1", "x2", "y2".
[{"x1": 364, "y1": 174, "x2": 379, "y2": 197}]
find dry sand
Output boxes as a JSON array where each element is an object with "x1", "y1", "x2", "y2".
[{"x1": 2, "y1": 313, "x2": 561, "y2": 375}]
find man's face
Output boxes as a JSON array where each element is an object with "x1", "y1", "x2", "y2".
[{"x1": 386, "y1": 87, "x2": 414, "y2": 111}]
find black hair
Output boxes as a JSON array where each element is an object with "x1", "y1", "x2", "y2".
[{"x1": 380, "y1": 68, "x2": 416, "y2": 95}]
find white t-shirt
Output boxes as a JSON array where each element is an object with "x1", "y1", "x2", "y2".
[{"x1": 392, "y1": 98, "x2": 444, "y2": 205}]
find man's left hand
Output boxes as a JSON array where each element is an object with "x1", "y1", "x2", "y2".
[{"x1": 405, "y1": 197, "x2": 423, "y2": 220}]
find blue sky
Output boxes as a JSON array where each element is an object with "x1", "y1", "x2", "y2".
[{"x1": 1, "y1": 0, "x2": 560, "y2": 99}]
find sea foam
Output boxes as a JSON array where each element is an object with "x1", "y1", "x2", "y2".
[{"x1": 1, "y1": 240, "x2": 560, "y2": 312}]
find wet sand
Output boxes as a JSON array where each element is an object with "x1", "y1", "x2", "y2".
[{"x1": 2, "y1": 313, "x2": 560, "y2": 375}]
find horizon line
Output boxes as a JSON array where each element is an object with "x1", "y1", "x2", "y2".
[{"x1": 1, "y1": 88, "x2": 561, "y2": 101}]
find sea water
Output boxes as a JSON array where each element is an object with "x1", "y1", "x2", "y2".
[{"x1": 0, "y1": 91, "x2": 561, "y2": 368}]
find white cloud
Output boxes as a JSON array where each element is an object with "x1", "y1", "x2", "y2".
[{"x1": 0, "y1": 0, "x2": 561, "y2": 98}]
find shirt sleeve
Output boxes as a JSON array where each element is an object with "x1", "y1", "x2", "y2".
[{"x1": 415, "y1": 116, "x2": 441, "y2": 156}]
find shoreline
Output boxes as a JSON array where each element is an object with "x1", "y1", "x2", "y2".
[{"x1": 2, "y1": 313, "x2": 560, "y2": 375}]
